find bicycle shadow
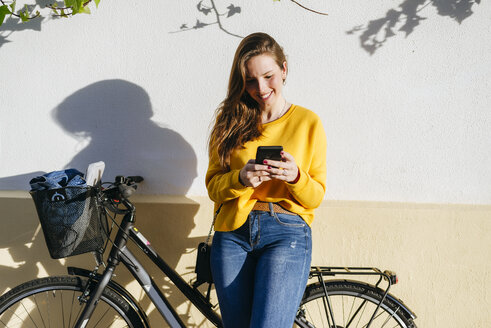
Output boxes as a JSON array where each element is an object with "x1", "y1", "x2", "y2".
[{"x1": 0, "y1": 79, "x2": 210, "y2": 327}]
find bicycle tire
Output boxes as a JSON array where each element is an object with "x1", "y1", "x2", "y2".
[
  {"x1": 296, "y1": 280, "x2": 417, "y2": 328},
  {"x1": 0, "y1": 275, "x2": 145, "y2": 328}
]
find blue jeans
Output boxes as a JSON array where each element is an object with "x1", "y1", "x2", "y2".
[{"x1": 211, "y1": 210, "x2": 312, "y2": 328}]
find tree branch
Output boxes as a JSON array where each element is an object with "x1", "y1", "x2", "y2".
[{"x1": 290, "y1": 0, "x2": 328, "y2": 16}]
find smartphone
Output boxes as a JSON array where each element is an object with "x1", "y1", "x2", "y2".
[{"x1": 255, "y1": 146, "x2": 283, "y2": 164}]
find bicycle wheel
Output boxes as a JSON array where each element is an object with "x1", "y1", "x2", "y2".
[
  {"x1": 296, "y1": 280, "x2": 417, "y2": 328},
  {"x1": 0, "y1": 275, "x2": 145, "y2": 328}
]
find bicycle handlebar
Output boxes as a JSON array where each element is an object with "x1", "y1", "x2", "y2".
[
  {"x1": 113, "y1": 176, "x2": 144, "y2": 199},
  {"x1": 99, "y1": 176, "x2": 144, "y2": 213}
]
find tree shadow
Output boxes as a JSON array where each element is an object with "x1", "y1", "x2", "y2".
[
  {"x1": 347, "y1": 0, "x2": 482, "y2": 55},
  {"x1": 169, "y1": 0, "x2": 242, "y2": 38},
  {"x1": 0, "y1": 0, "x2": 64, "y2": 48},
  {"x1": 0, "y1": 196, "x2": 67, "y2": 295},
  {"x1": 0, "y1": 79, "x2": 210, "y2": 326},
  {"x1": 0, "y1": 15, "x2": 43, "y2": 48}
]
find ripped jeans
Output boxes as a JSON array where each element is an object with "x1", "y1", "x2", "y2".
[{"x1": 210, "y1": 210, "x2": 312, "y2": 328}]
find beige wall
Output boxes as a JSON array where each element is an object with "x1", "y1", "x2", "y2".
[{"x1": 1, "y1": 191, "x2": 490, "y2": 327}]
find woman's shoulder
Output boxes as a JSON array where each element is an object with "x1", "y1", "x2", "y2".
[{"x1": 291, "y1": 105, "x2": 322, "y2": 122}]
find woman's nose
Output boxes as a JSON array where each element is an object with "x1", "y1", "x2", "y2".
[{"x1": 257, "y1": 79, "x2": 268, "y2": 92}]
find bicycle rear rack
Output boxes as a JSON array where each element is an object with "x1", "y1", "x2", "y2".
[
  {"x1": 308, "y1": 266, "x2": 397, "y2": 328},
  {"x1": 310, "y1": 266, "x2": 398, "y2": 285}
]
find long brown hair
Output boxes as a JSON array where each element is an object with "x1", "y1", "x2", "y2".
[{"x1": 209, "y1": 32, "x2": 287, "y2": 170}]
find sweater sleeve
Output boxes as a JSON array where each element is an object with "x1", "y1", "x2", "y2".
[
  {"x1": 205, "y1": 148, "x2": 250, "y2": 203},
  {"x1": 286, "y1": 118, "x2": 327, "y2": 209}
]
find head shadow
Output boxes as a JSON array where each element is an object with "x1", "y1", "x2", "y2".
[{"x1": 51, "y1": 79, "x2": 197, "y2": 195}]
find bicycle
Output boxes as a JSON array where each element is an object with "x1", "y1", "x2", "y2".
[{"x1": 0, "y1": 175, "x2": 417, "y2": 327}]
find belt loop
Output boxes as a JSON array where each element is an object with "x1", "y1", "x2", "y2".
[{"x1": 268, "y1": 202, "x2": 275, "y2": 216}]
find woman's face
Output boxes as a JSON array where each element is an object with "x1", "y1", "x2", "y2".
[{"x1": 244, "y1": 54, "x2": 287, "y2": 111}]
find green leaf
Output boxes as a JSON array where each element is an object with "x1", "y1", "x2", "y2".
[
  {"x1": 64, "y1": 0, "x2": 76, "y2": 13},
  {"x1": 19, "y1": 5, "x2": 30, "y2": 22},
  {"x1": 9, "y1": 1, "x2": 15, "y2": 12},
  {"x1": 75, "y1": 0, "x2": 84, "y2": 12},
  {"x1": 94, "y1": 0, "x2": 101, "y2": 8},
  {"x1": 0, "y1": 5, "x2": 11, "y2": 26},
  {"x1": 64, "y1": 0, "x2": 75, "y2": 7},
  {"x1": 78, "y1": 5, "x2": 90, "y2": 14}
]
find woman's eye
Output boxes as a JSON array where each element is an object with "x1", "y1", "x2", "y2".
[{"x1": 265, "y1": 75, "x2": 272, "y2": 79}]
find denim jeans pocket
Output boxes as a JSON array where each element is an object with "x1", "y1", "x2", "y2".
[{"x1": 273, "y1": 213, "x2": 306, "y2": 227}]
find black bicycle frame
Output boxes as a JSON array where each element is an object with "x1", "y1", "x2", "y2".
[{"x1": 73, "y1": 206, "x2": 222, "y2": 328}]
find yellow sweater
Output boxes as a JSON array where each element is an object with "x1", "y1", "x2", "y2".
[{"x1": 206, "y1": 105, "x2": 327, "y2": 231}]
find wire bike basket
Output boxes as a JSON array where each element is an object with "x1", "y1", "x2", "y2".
[{"x1": 30, "y1": 186, "x2": 107, "y2": 259}]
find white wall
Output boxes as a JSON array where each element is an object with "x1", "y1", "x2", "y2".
[{"x1": 1, "y1": 0, "x2": 490, "y2": 204}]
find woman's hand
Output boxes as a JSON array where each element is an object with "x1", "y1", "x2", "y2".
[
  {"x1": 239, "y1": 160, "x2": 272, "y2": 188},
  {"x1": 263, "y1": 151, "x2": 300, "y2": 183}
]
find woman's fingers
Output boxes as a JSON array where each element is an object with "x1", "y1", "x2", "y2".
[
  {"x1": 240, "y1": 159, "x2": 271, "y2": 187},
  {"x1": 240, "y1": 151, "x2": 299, "y2": 187},
  {"x1": 263, "y1": 151, "x2": 299, "y2": 183}
]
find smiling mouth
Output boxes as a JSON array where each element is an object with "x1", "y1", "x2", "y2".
[{"x1": 259, "y1": 91, "x2": 273, "y2": 100}]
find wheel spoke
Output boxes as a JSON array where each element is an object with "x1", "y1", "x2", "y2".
[
  {"x1": 68, "y1": 290, "x2": 76, "y2": 327},
  {"x1": 355, "y1": 300, "x2": 368, "y2": 327},
  {"x1": 93, "y1": 306, "x2": 111, "y2": 327},
  {"x1": 60, "y1": 290, "x2": 65, "y2": 328},
  {"x1": 342, "y1": 294, "x2": 346, "y2": 327},
  {"x1": 345, "y1": 297, "x2": 367, "y2": 327},
  {"x1": 7, "y1": 303, "x2": 35, "y2": 328},
  {"x1": 74, "y1": 303, "x2": 84, "y2": 327},
  {"x1": 46, "y1": 291, "x2": 50, "y2": 328},
  {"x1": 27, "y1": 297, "x2": 43, "y2": 328}
]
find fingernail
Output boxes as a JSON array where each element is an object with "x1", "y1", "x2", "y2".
[
  {"x1": 263, "y1": 160, "x2": 267, "y2": 164},
  {"x1": 268, "y1": 166, "x2": 272, "y2": 169}
]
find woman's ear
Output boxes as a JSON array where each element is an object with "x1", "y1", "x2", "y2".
[{"x1": 282, "y1": 61, "x2": 288, "y2": 81}]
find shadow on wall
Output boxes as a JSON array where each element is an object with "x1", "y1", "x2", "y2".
[
  {"x1": 0, "y1": 79, "x2": 197, "y2": 194},
  {"x1": 0, "y1": 198, "x2": 206, "y2": 326},
  {"x1": 52, "y1": 79, "x2": 197, "y2": 195},
  {"x1": 170, "y1": 0, "x2": 242, "y2": 38},
  {"x1": 347, "y1": 0, "x2": 482, "y2": 55},
  {"x1": 0, "y1": 0, "x2": 60, "y2": 48},
  {"x1": 0, "y1": 0, "x2": 243, "y2": 48},
  {"x1": 0, "y1": 80, "x2": 208, "y2": 326},
  {"x1": 0, "y1": 13, "x2": 43, "y2": 49}
]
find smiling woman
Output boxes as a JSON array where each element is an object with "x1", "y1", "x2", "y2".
[
  {"x1": 206, "y1": 32, "x2": 327, "y2": 328},
  {"x1": 244, "y1": 54, "x2": 288, "y2": 123}
]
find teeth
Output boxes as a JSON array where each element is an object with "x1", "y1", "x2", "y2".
[{"x1": 260, "y1": 92, "x2": 272, "y2": 99}]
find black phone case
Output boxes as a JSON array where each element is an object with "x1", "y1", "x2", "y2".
[{"x1": 255, "y1": 146, "x2": 283, "y2": 164}]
